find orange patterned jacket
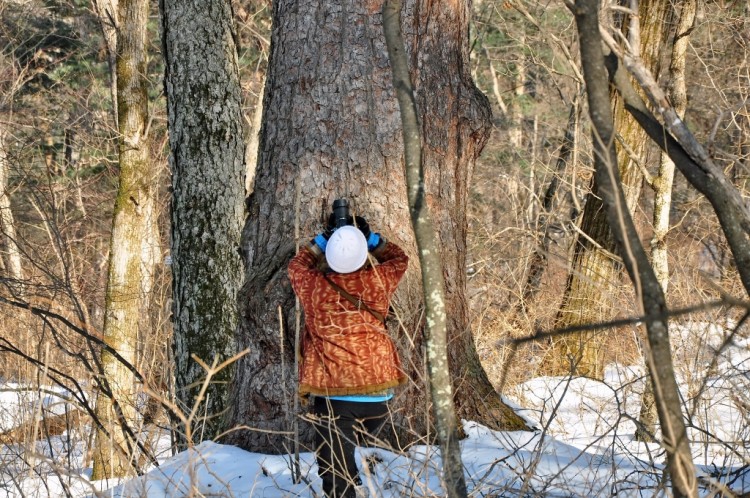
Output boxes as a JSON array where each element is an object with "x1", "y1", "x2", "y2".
[{"x1": 288, "y1": 240, "x2": 409, "y2": 396}]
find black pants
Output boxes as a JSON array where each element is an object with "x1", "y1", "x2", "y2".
[{"x1": 311, "y1": 397, "x2": 391, "y2": 498}]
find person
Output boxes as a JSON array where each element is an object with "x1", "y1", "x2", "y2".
[{"x1": 288, "y1": 204, "x2": 409, "y2": 498}]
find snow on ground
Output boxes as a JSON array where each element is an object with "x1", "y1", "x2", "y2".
[{"x1": 1, "y1": 322, "x2": 748, "y2": 497}]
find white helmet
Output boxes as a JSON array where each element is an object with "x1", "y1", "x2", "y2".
[{"x1": 325, "y1": 225, "x2": 368, "y2": 273}]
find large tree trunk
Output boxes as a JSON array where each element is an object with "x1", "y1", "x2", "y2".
[
  {"x1": 224, "y1": 0, "x2": 529, "y2": 454},
  {"x1": 408, "y1": 0, "x2": 529, "y2": 438},
  {"x1": 546, "y1": 0, "x2": 671, "y2": 379},
  {"x1": 160, "y1": 0, "x2": 246, "y2": 445},
  {"x1": 91, "y1": 0, "x2": 160, "y2": 479}
]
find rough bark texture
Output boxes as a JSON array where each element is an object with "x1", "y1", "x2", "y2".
[
  {"x1": 160, "y1": 0, "x2": 245, "y2": 445},
  {"x1": 547, "y1": 0, "x2": 671, "y2": 379},
  {"x1": 575, "y1": 1, "x2": 697, "y2": 496},
  {"x1": 224, "y1": 0, "x2": 528, "y2": 454},
  {"x1": 409, "y1": 0, "x2": 530, "y2": 439},
  {"x1": 92, "y1": 0, "x2": 159, "y2": 479}
]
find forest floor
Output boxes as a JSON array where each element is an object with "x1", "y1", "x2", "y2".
[{"x1": 1, "y1": 322, "x2": 748, "y2": 497}]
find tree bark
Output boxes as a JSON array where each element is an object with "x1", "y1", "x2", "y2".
[
  {"x1": 383, "y1": 1, "x2": 466, "y2": 495},
  {"x1": 546, "y1": 0, "x2": 671, "y2": 379},
  {"x1": 0, "y1": 126, "x2": 23, "y2": 283},
  {"x1": 224, "y1": 0, "x2": 529, "y2": 454},
  {"x1": 638, "y1": 0, "x2": 696, "y2": 444},
  {"x1": 244, "y1": 73, "x2": 265, "y2": 196},
  {"x1": 160, "y1": 0, "x2": 246, "y2": 445},
  {"x1": 575, "y1": 1, "x2": 697, "y2": 496},
  {"x1": 650, "y1": 0, "x2": 695, "y2": 293},
  {"x1": 92, "y1": 0, "x2": 159, "y2": 479}
]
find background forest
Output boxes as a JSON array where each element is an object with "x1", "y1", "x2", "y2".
[{"x1": 0, "y1": 0, "x2": 749, "y2": 497}]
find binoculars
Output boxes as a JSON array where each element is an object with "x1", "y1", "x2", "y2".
[{"x1": 332, "y1": 199, "x2": 350, "y2": 229}]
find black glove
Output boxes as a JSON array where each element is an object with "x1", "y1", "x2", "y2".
[
  {"x1": 354, "y1": 216, "x2": 371, "y2": 239},
  {"x1": 312, "y1": 220, "x2": 336, "y2": 253},
  {"x1": 355, "y1": 216, "x2": 381, "y2": 250}
]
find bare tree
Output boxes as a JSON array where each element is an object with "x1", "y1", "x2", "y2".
[
  {"x1": 382, "y1": 1, "x2": 466, "y2": 495},
  {"x1": 637, "y1": 0, "x2": 697, "y2": 444},
  {"x1": 160, "y1": 0, "x2": 246, "y2": 445},
  {"x1": 650, "y1": 0, "x2": 696, "y2": 293},
  {"x1": 0, "y1": 2, "x2": 30, "y2": 286},
  {"x1": 575, "y1": 1, "x2": 696, "y2": 496},
  {"x1": 545, "y1": 0, "x2": 673, "y2": 379},
  {"x1": 91, "y1": 0, "x2": 161, "y2": 478},
  {"x1": 603, "y1": 27, "x2": 750, "y2": 300},
  {"x1": 0, "y1": 126, "x2": 22, "y2": 283}
]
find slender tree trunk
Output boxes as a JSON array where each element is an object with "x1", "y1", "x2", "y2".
[
  {"x1": 244, "y1": 73, "x2": 265, "y2": 196},
  {"x1": 383, "y1": 1, "x2": 466, "y2": 495},
  {"x1": 92, "y1": 0, "x2": 119, "y2": 122},
  {"x1": 64, "y1": 129, "x2": 87, "y2": 219},
  {"x1": 575, "y1": 2, "x2": 697, "y2": 496},
  {"x1": 92, "y1": 0, "x2": 159, "y2": 479},
  {"x1": 546, "y1": 0, "x2": 671, "y2": 379},
  {"x1": 224, "y1": 0, "x2": 528, "y2": 455},
  {"x1": 508, "y1": 30, "x2": 526, "y2": 151},
  {"x1": 638, "y1": 0, "x2": 696, "y2": 443},
  {"x1": 0, "y1": 126, "x2": 23, "y2": 283},
  {"x1": 738, "y1": 115, "x2": 750, "y2": 194},
  {"x1": 651, "y1": 0, "x2": 696, "y2": 291},
  {"x1": 160, "y1": 0, "x2": 246, "y2": 446}
]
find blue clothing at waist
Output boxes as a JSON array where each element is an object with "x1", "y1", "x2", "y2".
[{"x1": 325, "y1": 392, "x2": 394, "y2": 403}]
